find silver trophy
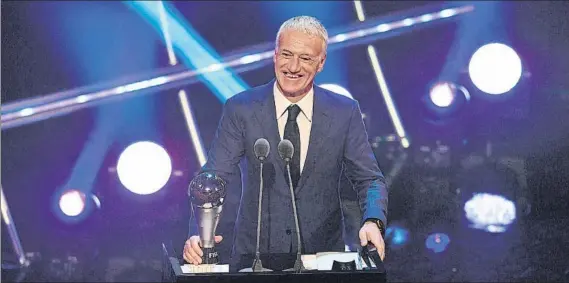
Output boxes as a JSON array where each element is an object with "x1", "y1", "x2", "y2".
[{"x1": 188, "y1": 172, "x2": 227, "y2": 265}]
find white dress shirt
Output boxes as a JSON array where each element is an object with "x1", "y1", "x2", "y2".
[{"x1": 273, "y1": 83, "x2": 314, "y2": 173}]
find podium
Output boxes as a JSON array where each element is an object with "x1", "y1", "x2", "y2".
[{"x1": 161, "y1": 244, "x2": 386, "y2": 283}]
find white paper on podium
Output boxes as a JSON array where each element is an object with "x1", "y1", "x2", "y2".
[
  {"x1": 181, "y1": 264, "x2": 230, "y2": 274},
  {"x1": 301, "y1": 252, "x2": 373, "y2": 271}
]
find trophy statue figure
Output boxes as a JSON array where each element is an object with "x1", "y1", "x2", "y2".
[{"x1": 188, "y1": 172, "x2": 227, "y2": 265}]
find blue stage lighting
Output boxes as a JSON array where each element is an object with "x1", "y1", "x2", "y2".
[
  {"x1": 385, "y1": 225, "x2": 409, "y2": 247},
  {"x1": 125, "y1": 1, "x2": 249, "y2": 102},
  {"x1": 425, "y1": 233, "x2": 450, "y2": 253}
]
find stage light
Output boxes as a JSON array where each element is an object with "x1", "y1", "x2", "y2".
[
  {"x1": 19, "y1": 108, "x2": 34, "y2": 117},
  {"x1": 52, "y1": 188, "x2": 101, "y2": 224},
  {"x1": 368, "y1": 45, "x2": 409, "y2": 148},
  {"x1": 126, "y1": 1, "x2": 249, "y2": 103},
  {"x1": 59, "y1": 189, "x2": 86, "y2": 217},
  {"x1": 376, "y1": 24, "x2": 391, "y2": 33},
  {"x1": 439, "y1": 8, "x2": 457, "y2": 18},
  {"x1": 423, "y1": 82, "x2": 471, "y2": 125},
  {"x1": 429, "y1": 82, "x2": 456, "y2": 108},
  {"x1": 420, "y1": 14, "x2": 434, "y2": 22},
  {"x1": 2, "y1": 4, "x2": 476, "y2": 130},
  {"x1": 385, "y1": 225, "x2": 409, "y2": 247},
  {"x1": 402, "y1": 18, "x2": 415, "y2": 26},
  {"x1": 353, "y1": 0, "x2": 366, "y2": 22},
  {"x1": 468, "y1": 43, "x2": 522, "y2": 95},
  {"x1": 333, "y1": 34, "x2": 348, "y2": 42},
  {"x1": 464, "y1": 193, "x2": 516, "y2": 233},
  {"x1": 425, "y1": 233, "x2": 450, "y2": 253},
  {"x1": 76, "y1": 95, "x2": 89, "y2": 103},
  {"x1": 239, "y1": 54, "x2": 262, "y2": 65},
  {"x1": 456, "y1": 156, "x2": 524, "y2": 233},
  {"x1": 319, "y1": 84, "x2": 353, "y2": 99},
  {"x1": 116, "y1": 141, "x2": 172, "y2": 195}
]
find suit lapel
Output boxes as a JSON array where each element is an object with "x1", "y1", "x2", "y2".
[
  {"x1": 296, "y1": 87, "x2": 333, "y2": 193},
  {"x1": 252, "y1": 80, "x2": 286, "y2": 174}
]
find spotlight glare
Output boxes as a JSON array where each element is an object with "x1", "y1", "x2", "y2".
[
  {"x1": 464, "y1": 193, "x2": 516, "y2": 233},
  {"x1": 429, "y1": 82, "x2": 456, "y2": 108},
  {"x1": 239, "y1": 54, "x2": 262, "y2": 65},
  {"x1": 19, "y1": 108, "x2": 35, "y2": 117},
  {"x1": 116, "y1": 141, "x2": 172, "y2": 195},
  {"x1": 319, "y1": 84, "x2": 353, "y2": 99},
  {"x1": 376, "y1": 24, "x2": 390, "y2": 32},
  {"x1": 440, "y1": 9, "x2": 456, "y2": 18},
  {"x1": 76, "y1": 95, "x2": 90, "y2": 103},
  {"x1": 469, "y1": 43, "x2": 522, "y2": 95},
  {"x1": 386, "y1": 225, "x2": 409, "y2": 247},
  {"x1": 420, "y1": 14, "x2": 434, "y2": 22},
  {"x1": 59, "y1": 190, "x2": 86, "y2": 217},
  {"x1": 333, "y1": 34, "x2": 347, "y2": 42},
  {"x1": 205, "y1": 63, "x2": 223, "y2": 73},
  {"x1": 402, "y1": 18, "x2": 414, "y2": 26}
]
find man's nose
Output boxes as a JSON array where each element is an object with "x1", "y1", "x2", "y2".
[{"x1": 287, "y1": 57, "x2": 301, "y2": 72}]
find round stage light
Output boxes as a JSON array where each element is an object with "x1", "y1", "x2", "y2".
[
  {"x1": 429, "y1": 82, "x2": 456, "y2": 108},
  {"x1": 425, "y1": 233, "x2": 450, "y2": 253},
  {"x1": 59, "y1": 189, "x2": 86, "y2": 217},
  {"x1": 468, "y1": 43, "x2": 522, "y2": 95},
  {"x1": 423, "y1": 82, "x2": 471, "y2": 125},
  {"x1": 385, "y1": 225, "x2": 409, "y2": 247},
  {"x1": 116, "y1": 141, "x2": 172, "y2": 195},
  {"x1": 319, "y1": 84, "x2": 353, "y2": 99},
  {"x1": 464, "y1": 193, "x2": 516, "y2": 233}
]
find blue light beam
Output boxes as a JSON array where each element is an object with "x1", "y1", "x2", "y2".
[{"x1": 125, "y1": 1, "x2": 249, "y2": 102}]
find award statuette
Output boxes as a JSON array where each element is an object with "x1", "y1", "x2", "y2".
[{"x1": 188, "y1": 172, "x2": 227, "y2": 265}]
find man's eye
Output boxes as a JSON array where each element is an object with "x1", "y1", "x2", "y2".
[
  {"x1": 301, "y1": 57, "x2": 312, "y2": 62},
  {"x1": 282, "y1": 53, "x2": 292, "y2": 57}
]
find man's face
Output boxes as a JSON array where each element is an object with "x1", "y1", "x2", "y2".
[{"x1": 274, "y1": 29, "x2": 326, "y2": 98}]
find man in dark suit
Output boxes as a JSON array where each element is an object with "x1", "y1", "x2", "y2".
[{"x1": 183, "y1": 15, "x2": 388, "y2": 266}]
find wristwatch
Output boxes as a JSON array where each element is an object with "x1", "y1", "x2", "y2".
[{"x1": 365, "y1": 218, "x2": 386, "y2": 237}]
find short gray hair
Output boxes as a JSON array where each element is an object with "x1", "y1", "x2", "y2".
[{"x1": 275, "y1": 16, "x2": 328, "y2": 54}]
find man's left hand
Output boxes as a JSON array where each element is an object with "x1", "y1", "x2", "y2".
[{"x1": 359, "y1": 221, "x2": 386, "y2": 261}]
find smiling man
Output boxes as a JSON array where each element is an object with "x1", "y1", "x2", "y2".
[{"x1": 184, "y1": 16, "x2": 388, "y2": 269}]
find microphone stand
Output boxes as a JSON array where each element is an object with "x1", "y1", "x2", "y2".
[
  {"x1": 284, "y1": 161, "x2": 306, "y2": 273},
  {"x1": 252, "y1": 161, "x2": 269, "y2": 272},
  {"x1": 240, "y1": 159, "x2": 272, "y2": 272}
]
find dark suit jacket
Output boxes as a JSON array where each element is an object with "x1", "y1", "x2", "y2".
[{"x1": 190, "y1": 79, "x2": 388, "y2": 259}]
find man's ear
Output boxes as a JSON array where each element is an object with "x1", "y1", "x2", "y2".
[
  {"x1": 273, "y1": 49, "x2": 278, "y2": 65},
  {"x1": 317, "y1": 54, "x2": 327, "y2": 73}
]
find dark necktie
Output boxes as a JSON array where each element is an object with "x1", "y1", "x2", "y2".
[{"x1": 284, "y1": 104, "x2": 301, "y2": 189}]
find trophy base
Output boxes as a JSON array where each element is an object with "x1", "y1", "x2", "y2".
[
  {"x1": 202, "y1": 247, "x2": 219, "y2": 265},
  {"x1": 181, "y1": 264, "x2": 230, "y2": 274}
]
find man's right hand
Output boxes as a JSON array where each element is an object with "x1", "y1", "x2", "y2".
[{"x1": 183, "y1": 235, "x2": 223, "y2": 265}]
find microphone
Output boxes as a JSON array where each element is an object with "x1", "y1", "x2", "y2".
[
  {"x1": 278, "y1": 139, "x2": 294, "y2": 162},
  {"x1": 277, "y1": 139, "x2": 305, "y2": 273},
  {"x1": 254, "y1": 138, "x2": 270, "y2": 161},
  {"x1": 240, "y1": 139, "x2": 272, "y2": 272}
]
